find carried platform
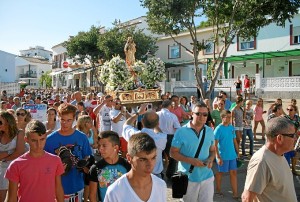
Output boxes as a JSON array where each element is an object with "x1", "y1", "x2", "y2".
[{"x1": 109, "y1": 88, "x2": 162, "y2": 106}]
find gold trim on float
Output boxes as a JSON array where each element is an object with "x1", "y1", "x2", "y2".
[{"x1": 109, "y1": 88, "x2": 162, "y2": 105}]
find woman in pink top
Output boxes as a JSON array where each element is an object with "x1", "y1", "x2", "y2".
[
  {"x1": 170, "y1": 95, "x2": 189, "y2": 124},
  {"x1": 253, "y1": 98, "x2": 266, "y2": 140}
]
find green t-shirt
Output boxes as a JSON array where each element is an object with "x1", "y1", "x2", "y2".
[{"x1": 211, "y1": 109, "x2": 225, "y2": 127}]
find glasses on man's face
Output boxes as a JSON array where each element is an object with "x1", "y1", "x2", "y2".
[
  {"x1": 16, "y1": 112, "x2": 26, "y2": 117},
  {"x1": 193, "y1": 112, "x2": 208, "y2": 117},
  {"x1": 115, "y1": 102, "x2": 121, "y2": 105},
  {"x1": 287, "y1": 108, "x2": 294, "y2": 111},
  {"x1": 279, "y1": 133, "x2": 298, "y2": 139}
]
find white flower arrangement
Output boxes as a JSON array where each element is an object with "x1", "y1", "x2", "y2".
[
  {"x1": 132, "y1": 60, "x2": 145, "y2": 78},
  {"x1": 98, "y1": 56, "x2": 166, "y2": 90},
  {"x1": 141, "y1": 57, "x2": 166, "y2": 89},
  {"x1": 99, "y1": 61, "x2": 110, "y2": 84},
  {"x1": 99, "y1": 56, "x2": 130, "y2": 91}
]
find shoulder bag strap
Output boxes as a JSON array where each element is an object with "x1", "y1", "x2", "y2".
[{"x1": 189, "y1": 127, "x2": 206, "y2": 173}]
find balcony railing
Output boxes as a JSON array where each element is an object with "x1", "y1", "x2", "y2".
[{"x1": 19, "y1": 73, "x2": 37, "y2": 78}]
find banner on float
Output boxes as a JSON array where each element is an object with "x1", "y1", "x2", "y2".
[{"x1": 23, "y1": 104, "x2": 47, "y2": 122}]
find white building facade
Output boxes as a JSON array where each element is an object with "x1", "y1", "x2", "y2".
[
  {"x1": 0, "y1": 50, "x2": 17, "y2": 82},
  {"x1": 15, "y1": 56, "x2": 52, "y2": 88}
]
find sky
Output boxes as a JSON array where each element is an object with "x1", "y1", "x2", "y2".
[{"x1": 0, "y1": 0, "x2": 148, "y2": 55}]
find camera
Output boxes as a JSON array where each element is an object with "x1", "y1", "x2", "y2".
[{"x1": 147, "y1": 103, "x2": 152, "y2": 110}]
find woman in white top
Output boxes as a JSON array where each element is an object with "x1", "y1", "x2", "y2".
[
  {"x1": 0, "y1": 111, "x2": 25, "y2": 202},
  {"x1": 43, "y1": 108, "x2": 60, "y2": 135}
]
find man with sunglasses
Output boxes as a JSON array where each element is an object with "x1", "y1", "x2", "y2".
[
  {"x1": 242, "y1": 117, "x2": 297, "y2": 202},
  {"x1": 284, "y1": 104, "x2": 300, "y2": 176},
  {"x1": 93, "y1": 95, "x2": 113, "y2": 133},
  {"x1": 170, "y1": 102, "x2": 216, "y2": 201},
  {"x1": 110, "y1": 98, "x2": 131, "y2": 157}
]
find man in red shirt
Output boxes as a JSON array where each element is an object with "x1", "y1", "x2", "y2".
[{"x1": 244, "y1": 75, "x2": 250, "y2": 100}]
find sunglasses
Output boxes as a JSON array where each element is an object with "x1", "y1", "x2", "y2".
[
  {"x1": 16, "y1": 112, "x2": 26, "y2": 117},
  {"x1": 287, "y1": 108, "x2": 294, "y2": 111},
  {"x1": 193, "y1": 112, "x2": 208, "y2": 117},
  {"x1": 279, "y1": 133, "x2": 297, "y2": 138}
]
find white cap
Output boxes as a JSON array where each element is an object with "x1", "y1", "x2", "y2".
[{"x1": 97, "y1": 92, "x2": 104, "y2": 97}]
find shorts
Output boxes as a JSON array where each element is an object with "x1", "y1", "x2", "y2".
[
  {"x1": 234, "y1": 127, "x2": 243, "y2": 131},
  {"x1": 217, "y1": 159, "x2": 237, "y2": 172},
  {"x1": 64, "y1": 189, "x2": 84, "y2": 202},
  {"x1": 120, "y1": 137, "x2": 128, "y2": 152},
  {"x1": 244, "y1": 88, "x2": 250, "y2": 93}
]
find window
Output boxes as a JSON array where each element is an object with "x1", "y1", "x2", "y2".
[
  {"x1": 238, "y1": 37, "x2": 256, "y2": 51},
  {"x1": 292, "y1": 26, "x2": 300, "y2": 44},
  {"x1": 205, "y1": 42, "x2": 214, "y2": 54},
  {"x1": 241, "y1": 41, "x2": 254, "y2": 50},
  {"x1": 294, "y1": 35, "x2": 300, "y2": 44},
  {"x1": 170, "y1": 69, "x2": 181, "y2": 81},
  {"x1": 168, "y1": 45, "x2": 181, "y2": 59}
]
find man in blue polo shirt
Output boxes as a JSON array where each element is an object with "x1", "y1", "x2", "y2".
[{"x1": 170, "y1": 102, "x2": 216, "y2": 201}]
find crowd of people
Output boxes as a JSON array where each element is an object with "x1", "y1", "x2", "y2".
[{"x1": 0, "y1": 87, "x2": 299, "y2": 202}]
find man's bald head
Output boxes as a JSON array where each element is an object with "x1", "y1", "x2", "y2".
[{"x1": 142, "y1": 111, "x2": 159, "y2": 129}]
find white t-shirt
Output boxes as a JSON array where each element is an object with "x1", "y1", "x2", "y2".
[
  {"x1": 99, "y1": 105, "x2": 112, "y2": 132},
  {"x1": 122, "y1": 126, "x2": 167, "y2": 174},
  {"x1": 42, "y1": 120, "x2": 61, "y2": 131},
  {"x1": 156, "y1": 108, "x2": 181, "y2": 134},
  {"x1": 109, "y1": 108, "x2": 126, "y2": 137},
  {"x1": 104, "y1": 174, "x2": 166, "y2": 202}
]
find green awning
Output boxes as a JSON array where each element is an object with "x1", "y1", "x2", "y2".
[{"x1": 225, "y1": 49, "x2": 300, "y2": 62}]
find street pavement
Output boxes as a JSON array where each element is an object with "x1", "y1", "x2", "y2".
[{"x1": 165, "y1": 98, "x2": 300, "y2": 202}]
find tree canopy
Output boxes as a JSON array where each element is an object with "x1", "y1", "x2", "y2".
[
  {"x1": 98, "y1": 26, "x2": 157, "y2": 61},
  {"x1": 65, "y1": 24, "x2": 157, "y2": 63},
  {"x1": 65, "y1": 23, "x2": 158, "y2": 86},
  {"x1": 66, "y1": 26, "x2": 100, "y2": 64},
  {"x1": 39, "y1": 71, "x2": 52, "y2": 88},
  {"x1": 140, "y1": 0, "x2": 300, "y2": 99}
]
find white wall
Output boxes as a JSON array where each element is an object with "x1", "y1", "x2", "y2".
[
  {"x1": 227, "y1": 14, "x2": 300, "y2": 56},
  {"x1": 292, "y1": 62, "x2": 300, "y2": 76},
  {"x1": 15, "y1": 57, "x2": 52, "y2": 88},
  {"x1": 0, "y1": 51, "x2": 17, "y2": 82},
  {"x1": 52, "y1": 45, "x2": 67, "y2": 56},
  {"x1": 20, "y1": 46, "x2": 52, "y2": 62}
]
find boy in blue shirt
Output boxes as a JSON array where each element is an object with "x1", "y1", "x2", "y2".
[{"x1": 214, "y1": 110, "x2": 240, "y2": 200}]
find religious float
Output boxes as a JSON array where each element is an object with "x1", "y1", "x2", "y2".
[{"x1": 98, "y1": 37, "x2": 166, "y2": 106}]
